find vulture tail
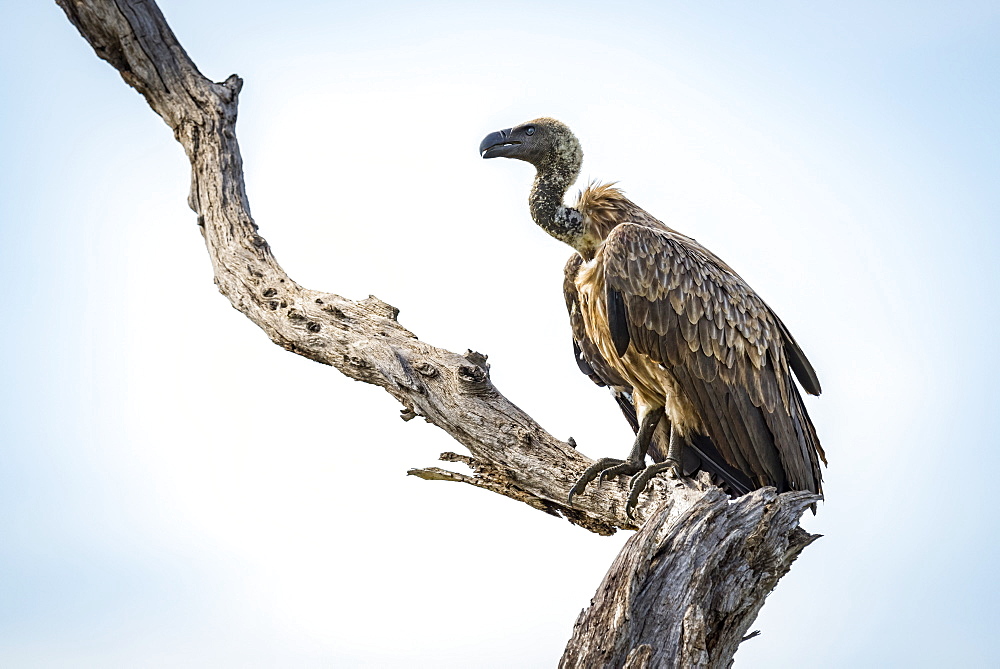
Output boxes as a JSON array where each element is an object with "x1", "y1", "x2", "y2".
[{"x1": 689, "y1": 435, "x2": 755, "y2": 497}]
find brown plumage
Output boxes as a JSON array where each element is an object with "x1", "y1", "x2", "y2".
[{"x1": 481, "y1": 118, "x2": 825, "y2": 514}]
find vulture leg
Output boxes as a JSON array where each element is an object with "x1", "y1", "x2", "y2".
[
  {"x1": 625, "y1": 429, "x2": 686, "y2": 518},
  {"x1": 568, "y1": 407, "x2": 665, "y2": 505}
]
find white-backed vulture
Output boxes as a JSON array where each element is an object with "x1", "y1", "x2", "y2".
[{"x1": 480, "y1": 118, "x2": 826, "y2": 517}]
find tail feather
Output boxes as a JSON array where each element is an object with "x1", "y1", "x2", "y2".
[{"x1": 688, "y1": 435, "x2": 755, "y2": 497}]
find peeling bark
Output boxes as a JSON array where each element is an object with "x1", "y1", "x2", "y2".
[{"x1": 55, "y1": 1, "x2": 822, "y2": 665}]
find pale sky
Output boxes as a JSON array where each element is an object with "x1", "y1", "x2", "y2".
[{"x1": 2, "y1": 1, "x2": 999, "y2": 667}]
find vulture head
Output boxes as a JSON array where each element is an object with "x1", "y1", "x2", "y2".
[{"x1": 479, "y1": 117, "x2": 583, "y2": 175}]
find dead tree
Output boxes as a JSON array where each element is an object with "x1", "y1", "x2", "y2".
[{"x1": 55, "y1": 1, "x2": 821, "y2": 666}]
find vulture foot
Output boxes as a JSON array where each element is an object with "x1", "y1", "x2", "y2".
[
  {"x1": 568, "y1": 457, "x2": 643, "y2": 505},
  {"x1": 598, "y1": 459, "x2": 647, "y2": 483},
  {"x1": 567, "y1": 408, "x2": 667, "y2": 509},
  {"x1": 626, "y1": 459, "x2": 683, "y2": 518}
]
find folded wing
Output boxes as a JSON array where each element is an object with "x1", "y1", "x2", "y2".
[{"x1": 601, "y1": 222, "x2": 825, "y2": 494}]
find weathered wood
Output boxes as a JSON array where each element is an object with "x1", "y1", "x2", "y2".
[
  {"x1": 55, "y1": 0, "x2": 636, "y2": 536},
  {"x1": 560, "y1": 481, "x2": 819, "y2": 668},
  {"x1": 55, "y1": 1, "x2": 822, "y2": 665}
]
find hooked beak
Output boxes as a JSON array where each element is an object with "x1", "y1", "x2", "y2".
[{"x1": 479, "y1": 127, "x2": 518, "y2": 159}]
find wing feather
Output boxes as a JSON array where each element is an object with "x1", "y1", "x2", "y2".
[
  {"x1": 563, "y1": 254, "x2": 675, "y2": 460},
  {"x1": 606, "y1": 284, "x2": 630, "y2": 358},
  {"x1": 601, "y1": 221, "x2": 824, "y2": 494},
  {"x1": 564, "y1": 255, "x2": 630, "y2": 390}
]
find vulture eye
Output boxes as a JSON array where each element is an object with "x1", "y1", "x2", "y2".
[{"x1": 525, "y1": 126, "x2": 535, "y2": 136}]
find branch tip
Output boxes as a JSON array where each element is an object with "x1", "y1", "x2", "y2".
[
  {"x1": 439, "y1": 451, "x2": 475, "y2": 467},
  {"x1": 407, "y1": 467, "x2": 467, "y2": 483}
]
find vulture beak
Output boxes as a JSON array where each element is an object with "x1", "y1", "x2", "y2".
[{"x1": 480, "y1": 128, "x2": 518, "y2": 159}]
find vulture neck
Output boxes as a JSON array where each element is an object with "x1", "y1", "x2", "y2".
[{"x1": 529, "y1": 157, "x2": 591, "y2": 257}]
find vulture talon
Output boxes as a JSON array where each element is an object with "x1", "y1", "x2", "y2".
[
  {"x1": 626, "y1": 459, "x2": 683, "y2": 519},
  {"x1": 597, "y1": 459, "x2": 645, "y2": 483},
  {"x1": 570, "y1": 457, "x2": 645, "y2": 506},
  {"x1": 568, "y1": 457, "x2": 625, "y2": 505},
  {"x1": 568, "y1": 408, "x2": 666, "y2": 508}
]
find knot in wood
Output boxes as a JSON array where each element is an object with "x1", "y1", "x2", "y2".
[
  {"x1": 306, "y1": 321, "x2": 321, "y2": 333},
  {"x1": 262, "y1": 287, "x2": 277, "y2": 298},
  {"x1": 463, "y1": 350, "x2": 490, "y2": 376},
  {"x1": 415, "y1": 362, "x2": 439, "y2": 378},
  {"x1": 322, "y1": 304, "x2": 349, "y2": 321},
  {"x1": 344, "y1": 354, "x2": 371, "y2": 369},
  {"x1": 457, "y1": 364, "x2": 488, "y2": 387}
]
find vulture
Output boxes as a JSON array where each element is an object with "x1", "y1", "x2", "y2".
[{"x1": 480, "y1": 117, "x2": 826, "y2": 517}]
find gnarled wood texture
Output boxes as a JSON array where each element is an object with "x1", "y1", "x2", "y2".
[
  {"x1": 560, "y1": 484, "x2": 818, "y2": 668},
  {"x1": 55, "y1": 1, "x2": 821, "y2": 665}
]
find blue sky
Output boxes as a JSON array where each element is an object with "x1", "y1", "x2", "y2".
[{"x1": 1, "y1": 1, "x2": 999, "y2": 666}]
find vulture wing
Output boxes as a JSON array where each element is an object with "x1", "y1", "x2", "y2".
[
  {"x1": 601, "y1": 221, "x2": 825, "y2": 494},
  {"x1": 566, "y1": 250, "x2": 764, "y2": 493},
  {"x1": 564, "y1": 254, "x2": 632, "y2": 394},
  {"x1": 564, "y1": 254, "x2": 670, "y2": 459}
]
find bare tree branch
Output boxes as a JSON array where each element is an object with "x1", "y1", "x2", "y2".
[
  {"x1": 56, "y1": 0, "x2": 636, "y2": 536},
  {"x1": 55, "y1": 1, "x2": 822, "y2": 664}
]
